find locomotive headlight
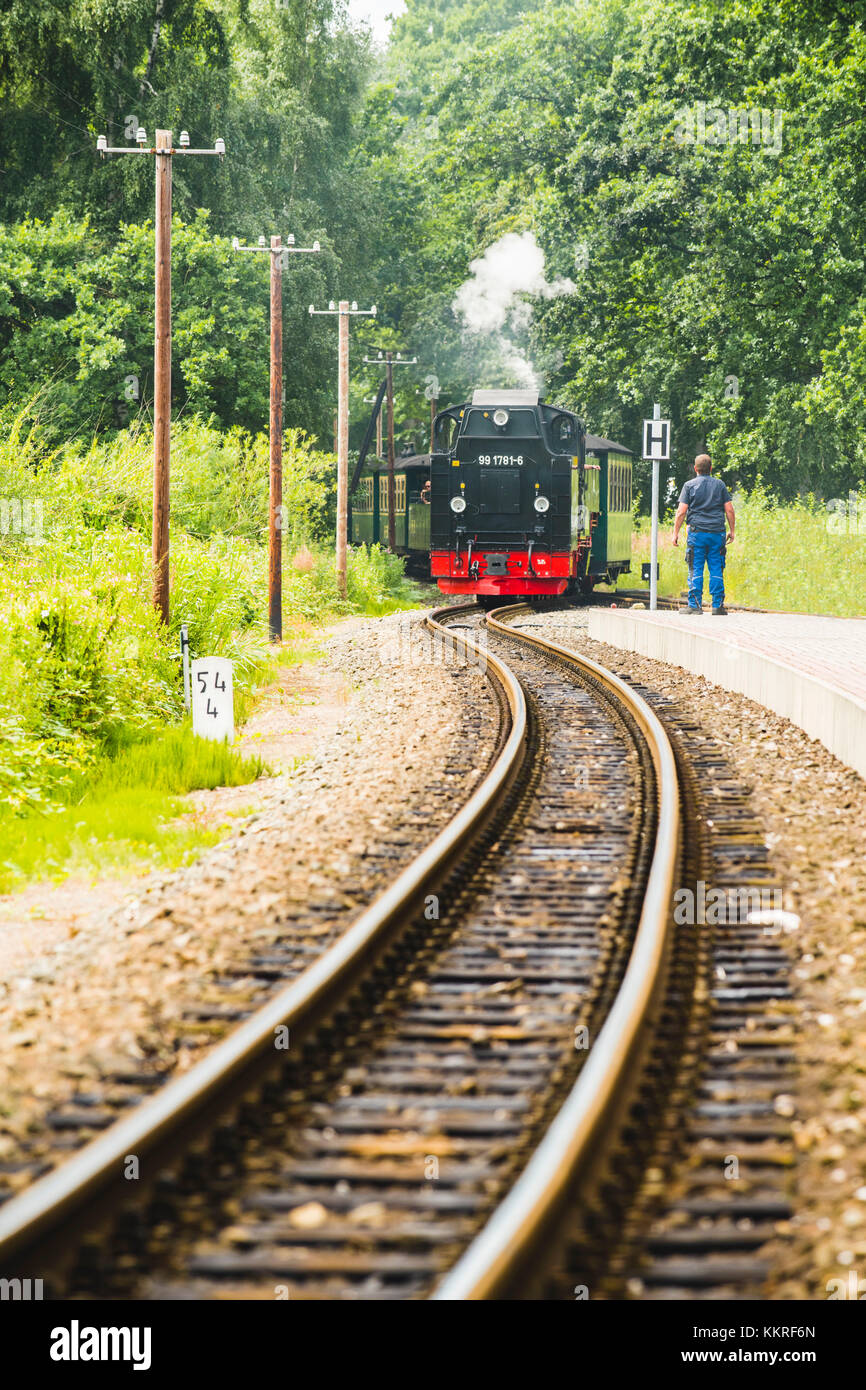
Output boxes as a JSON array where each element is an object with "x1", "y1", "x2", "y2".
[
  {"x1": 493, "y1": 408, "x2": 509, "y2": 427},
  {"x1": 450, "y1": 495, "x2": 466, "y2": 513},
  {"x1": 534, "y1": 495, "x2": 550, "y2": 513}
]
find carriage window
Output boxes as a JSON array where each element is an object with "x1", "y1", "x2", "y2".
[
  {"x1": 379, "y1": 475, "x2": 406, "y2": 513},
  {"x1": 608, "y1": 457, "x2": 631, "y2": 511}
]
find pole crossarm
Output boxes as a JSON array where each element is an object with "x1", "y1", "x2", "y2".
[
  {"x1": 362, "y1": 354, "x2": 418, "y2": 366},
  {"x1": 309, "y1": 304, "x2": 377, "y2": 317},
  {"x1": 232, "y1": 235, "x2": 321, "y2": 265},
  {"x1": 97, "y1": 132, "x2": 225, "y2": 158}
]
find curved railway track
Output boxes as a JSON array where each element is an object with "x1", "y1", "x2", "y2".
[{"x1": 0, "y1": 603, "x2": 790, "y2": 1300}]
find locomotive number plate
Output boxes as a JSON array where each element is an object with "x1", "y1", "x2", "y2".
[{"x1": 477, "y1": 454, "x2": 524, "y2": 466}]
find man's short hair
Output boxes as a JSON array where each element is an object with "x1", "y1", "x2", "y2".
[{"x1": 694, "y1": 454, "x2": 712, "y2": 474}]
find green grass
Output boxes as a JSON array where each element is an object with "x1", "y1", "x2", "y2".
[
  {"x1": 0, "y1": 725, "x2": 268, "y2": 895},
  {"x1": 619, "y1": 489, "x2": 866, "y2": 617},
  {"x1": 0, "y1": 407, "x2": 422, "y2": 830}
]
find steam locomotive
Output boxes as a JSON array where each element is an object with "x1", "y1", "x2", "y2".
[{"x1": 350, "y1": 389, "x2": 633, "y2": 601}]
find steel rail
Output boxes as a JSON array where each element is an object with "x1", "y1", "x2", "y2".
[
  {"x1": 432, "y1": 602, "x2": 681, "y2": 1300},
  {"x1": 0, "y1": 607, "x2": 525, "y2": 1273}
]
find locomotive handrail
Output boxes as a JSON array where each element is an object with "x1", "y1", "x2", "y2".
[
  {"x1": 0, "y1": 606, "x2": 526, "y2": 1273},
  {"x1": 432, "y1": 603, "x2": 681, "y2": 1300}
]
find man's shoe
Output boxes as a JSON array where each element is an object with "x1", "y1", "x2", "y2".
[
  {"x1": 684, "y1": 606, "x2": 702, "y2": 615},
  {"x1": 712, "y1": 606, "x2": 728, "y2": 615}
]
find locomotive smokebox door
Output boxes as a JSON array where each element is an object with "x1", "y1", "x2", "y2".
[{"x1": 485, "y1": 553, "x2": 508, "y2": 576}]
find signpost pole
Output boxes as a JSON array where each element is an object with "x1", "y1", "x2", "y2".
[
  {"x1": 180, "y1": 623, "x2": 191, "y2": 711},
  {"x1": 650, "y1": 403, "x2": 660, "y2": 612},
  {"x1": 385, "y1": 351, "x2": 395, "y2": 551},
  {"x1": 269, "y1": 235, "x2": 283, "y2": 642}
]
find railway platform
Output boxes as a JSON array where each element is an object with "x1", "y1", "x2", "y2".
[{"x1": 588, "y1": 607, "x2": 866, "y2": 780}]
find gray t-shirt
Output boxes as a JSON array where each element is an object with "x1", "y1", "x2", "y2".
[{"x1": 679, "y1": 475, "x2": 731, "y2": 532}]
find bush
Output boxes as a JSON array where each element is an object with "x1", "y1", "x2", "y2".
[{"x1": 0, "y1": 409, "x2": 417, "y2": 819}]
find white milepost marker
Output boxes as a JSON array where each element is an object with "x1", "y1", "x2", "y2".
[
  {"x1": 642, "y1": 404, "x2": 671, "y2": 612},
  {"x1": 191, "y1": 657, "x2": 234, "y2": 742}
]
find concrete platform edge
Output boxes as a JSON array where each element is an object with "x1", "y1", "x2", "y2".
[{"x1": 587, "y1": 610, "x2": 866, "y2": 781}]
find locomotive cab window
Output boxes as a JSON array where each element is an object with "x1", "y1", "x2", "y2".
[
  {"x1": 551, "y1": 413, "x2": 575, "y2": 445},
  {"x1": 434, "y1": 413, "x2": 459, "y2": 451}
]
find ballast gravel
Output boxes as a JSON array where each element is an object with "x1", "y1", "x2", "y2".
[
  {"x1": 514, "y1": 606, "x2": 866, "y2": 1303},
  {"x1": 0, "y1": 609, "x2": 498, "y2": 1185}
]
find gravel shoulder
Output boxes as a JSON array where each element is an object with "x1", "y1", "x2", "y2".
[
  {"x1": 513, "y1": 606, "x2": 866, "y2": 1301},
  {"x1": 0, "y1": 609, "x2": 498, "y2": 1184}
]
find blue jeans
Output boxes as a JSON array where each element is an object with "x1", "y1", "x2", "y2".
[{"x1": 688, "y1": 531, "x2": 726, "y2": 609}]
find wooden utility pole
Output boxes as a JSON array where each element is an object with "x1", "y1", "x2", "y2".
[
  {"x1": 97, "y1": 124, "x2": 225, "y2": 624},
  {"x1": 153, "y1": 130, "x2": 172, "y2": 624},
  {"x1": 362, "y1": 348, "x2": 418, "y2": 552},
  {"x1": 232, "y1": 232, "x2": 320, "y2": 641},
  {"x1": 309, "y1": 299, "x2": 378, "y2": 598}
]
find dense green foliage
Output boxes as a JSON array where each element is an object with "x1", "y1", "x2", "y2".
[
  {"x1": 0, "y1": 0, "x2": 378, "y2": 443},
  {"x1": 357, "y1": 0, "x2": 866, "y2": 502},
  {"x1": 0, "y1": 211, "x2": 338, "y2": 441},
  {"x1": 0, "y1": 410, "x2": 415, "y2": 820},
  {"x1": 4, "y1": 0, "x2": 865, "y2": 496},
  {"x1": 0, "y1": 0, "x2": 864, "y2": 887}
]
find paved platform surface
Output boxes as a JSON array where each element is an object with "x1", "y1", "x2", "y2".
[{"x1": 588, "y1": 607, "x2": 866, "y2": 780}]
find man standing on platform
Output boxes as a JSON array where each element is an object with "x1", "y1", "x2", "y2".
[{"x1": 672, "y1": 453, "x2": 735, "y2": 615}]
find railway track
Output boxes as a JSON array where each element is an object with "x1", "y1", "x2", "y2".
[{"x1": 0, "y1": 603, "x2": 792, "y2": 1300}]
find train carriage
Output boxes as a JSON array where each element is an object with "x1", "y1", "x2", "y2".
[
  {"x1": 585, "y1": 434, "x2": 634, "y2": 584},
  {"x1": 350, "y1": 454, "x2": 431, "y2": 564}
]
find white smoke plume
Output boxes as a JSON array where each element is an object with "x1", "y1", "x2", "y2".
[{"x1": 452, "y1": 231, "x2": 575, "y2": 390}]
